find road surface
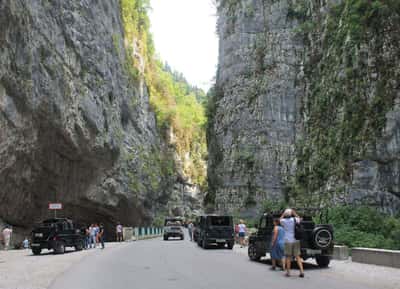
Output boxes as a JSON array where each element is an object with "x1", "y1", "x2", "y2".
[{"x1": 49, "y1": 235, "x2": 399, "y2": 289}]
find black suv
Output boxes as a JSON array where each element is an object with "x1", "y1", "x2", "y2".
[
  {"x1": 31, "y1": 218, "x2": 85, "y2": 255},
  {"x1": 248, "y1": 212, "x2": 334, "y2": 267},
  {"x1": 163, "y1": 217, "x2": 184, "y2": 240},
  {"x1": 197, "y1": 215, "x2": 234, "y2": 249}
]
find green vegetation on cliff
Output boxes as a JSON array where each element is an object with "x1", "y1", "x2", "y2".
[
  {"x1": 289, "y1": 0, "x2": 400, "y2": 206},
  {"x1": 120, "y1": 0, "x2": 207, "y2": 188}
]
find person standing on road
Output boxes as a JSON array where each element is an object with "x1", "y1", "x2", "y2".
[
  {"x1": 280, "y1": 209, "x2": 304, "y2": 278},
  {"x1": 94, "y1": 223, "x2": 100, "y2": 245},
  {"x1": 238, "y1": 220, "x2": 247, "y2": 248},
  {"x1": 270, "y1": 218, "x2": 285, "y2": 271},
  {"x1": 187, "y1": 221, "x2": 194, "y2": 241},
  {"x1": 89, "y1": 224, "x2": 97, "y2": 248},
  {"x1": 2, "y1": 226, "x2": 13, "y2": 250},
  {"x1": 22, "y1": 237, "x2": 30, "y2": 249},
  {"x1": 98, "y1": 223, "x2": 105, "y2": 249},
  {"x1": 116, "y1": 223, "x2": 123, "y2": 242},
  {"x1": 84, "y1": 226, "x2": 90, "y2": 249}
]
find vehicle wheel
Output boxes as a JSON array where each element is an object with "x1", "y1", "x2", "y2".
[
  {"x1": 75, "y1": 241, "x2": 83, "y2": 251},
  {"x1": 163, "y1": 235, "x2": 168, "y2": 241},
  {"x1": 248, "y1": 244, "x2": 261, "y2": 261},
  {"x1": 227, "y1": 241, "x2": 234, "y2": 250},
  {"x1": 180, "y1": 236, "x2": 184, "y2": 240},
  {"x1": 312, "y1": 227, "x2": 333, "y2": 250},
  {"x1": 54, "y1": 242, "x2": 65, "y2": 254},
  {"x1": 202, "y1": 238, "x2": 209, "y2": 249},
  {"x1": 316, "y1": 255, "x2": 331, "y2": 268},
  {"x1": 32, "y1": 248, "x2": 41, "y2": 255}
]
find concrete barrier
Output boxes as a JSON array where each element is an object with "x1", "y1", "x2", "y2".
[
  {"x1": 123, "y1": 227, "x2": 134, "y2": 241},
  {"x1": 352, "y1": 247, "x2": 400, "y2": 268},
  {"x1": 333, "y1": 245, "x2": 349, "y2": 260}
]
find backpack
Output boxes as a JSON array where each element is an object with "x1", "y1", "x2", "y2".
[{"x1": 294, "y1": 218, "x2": 304, "y2": 240}]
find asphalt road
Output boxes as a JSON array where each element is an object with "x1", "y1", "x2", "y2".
[{"x1": 49, "y1": 235, "x2": 392, "y2": 289}]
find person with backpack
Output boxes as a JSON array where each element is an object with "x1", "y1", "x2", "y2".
[{"x1": 280, "y1": 209, "x2": 304, "y2": 278}]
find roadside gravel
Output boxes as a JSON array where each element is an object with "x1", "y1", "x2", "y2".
[
  {"x1": 233, "y1": 245, "x2": 400, "y2": 289},
  {"x1": 0, "y1": 242, "x2": 128, "y2": 289}
]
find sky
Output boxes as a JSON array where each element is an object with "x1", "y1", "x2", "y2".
[{"x1": 149, "y1": 0, "x2": 219, "y2": 92}]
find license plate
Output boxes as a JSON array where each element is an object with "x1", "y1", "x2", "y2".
[
  {"x1": 216, "y1": 239, "x2": 225, "y2": 243},
  {"x1": 306, "y1": 249, "x2": 322, "y2": 255},
  {"x1": 35, "y1": 233, "x2": 43, "y2": 237},
  {"x1": 31, "y1": 243, "x2": 40, "y2": 247}
]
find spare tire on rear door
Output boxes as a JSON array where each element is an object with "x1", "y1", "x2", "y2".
[{"x1": 312, "y1": 227, "x2": 333, "y2": 250}]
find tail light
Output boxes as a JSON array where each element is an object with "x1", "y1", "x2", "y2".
[{"x1": 53, "y1": 236, "x2": 59, "y2": 241}]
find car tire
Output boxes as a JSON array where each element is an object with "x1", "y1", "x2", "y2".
[
  {"x1": 227, "y1": 241, "x2": 234, "y2": 250},
  {"x1": 54, "y1": 242, "x2": 65, "y2": 254},
  {"x1": 248, "y1": 244, "x2": 261, "y2": 261},
  {"x1": 316, "y1": 255, "x2": 331, "y2": 268},
  {"x1": 32, "y1": 248, "x2": 41, "y2": 255},
  {"x1": 202, "y1": 238, "x2": 209, "y2": 249},
  {"x1": 180, "y1": 236, "x2": 184, "y2": 240},
  {"x1": 75, "y1": 241, "x2": 83, "y2": 251},
  {"x1": 163, "y1": 235, "x2": 168, "y2": 241}
]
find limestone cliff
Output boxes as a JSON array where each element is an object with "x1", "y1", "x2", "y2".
[
  {"x1": 0, "y1": 0, "x2": 181, "y2": 240},
  {"x1": 208, "y1": 0, "x2": 400, "y2": 214}
]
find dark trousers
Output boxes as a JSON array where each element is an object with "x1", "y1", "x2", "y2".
[
  {"x1": 99, "y1": 236, "x2": 105, "y2": 249},
  {"x1": 117, "y1": 232, "x2": 123, "y2": 242}
]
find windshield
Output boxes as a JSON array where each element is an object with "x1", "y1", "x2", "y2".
[
  {"x1": 164, "y1": 219, "x2": 183, "y2": 226},
  {"x1": 208, "y1": 216, "x2": 232, "y2": 226}
]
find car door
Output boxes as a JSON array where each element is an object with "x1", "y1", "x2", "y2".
[{"x1": 255, "y1": 216, "x2": 268, "y2": 255}]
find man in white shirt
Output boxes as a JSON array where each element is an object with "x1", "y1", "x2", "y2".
[
  {"x1": 2, "y1": 226, "x2": 13, "y2": 250},
  {"x1": 280, "y1": 209, "x2": 304, "y2": 278},
  {"x1": 116, "y1": 223, "x2": 123, "y2": 242}
]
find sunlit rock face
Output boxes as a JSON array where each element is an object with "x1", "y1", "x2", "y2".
[
  {"x1": 209, "y1": 0, "x2": 400, "y2": 214},
  {"x1": 0, "y1": 0, "x2": 172, "y2": 239}
]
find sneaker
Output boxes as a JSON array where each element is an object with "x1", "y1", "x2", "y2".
[{"x1": 299, "y1": 273, "x2": 304, "y2": 278}]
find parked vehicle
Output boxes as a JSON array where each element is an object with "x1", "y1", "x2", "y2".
[
  {"x1": 248, "y1": 212, "x2": 334, "y2": 267},
  {"x1": 31, "y1": 218, "x2": 85, "y2": 255},
  {"x1": 197, "y1": 215, "x2": 234, "y2": 249},
  {"x1": 163, "y1": 217, "x2": 184, "y2": 240}
]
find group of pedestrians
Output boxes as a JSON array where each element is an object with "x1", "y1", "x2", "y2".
[
  {"x1": 84, "y1": 223, "x2": 105, "y2": 249},
  {"x1": 270, "y1": 208, "x2": 304, "y2": 278}
]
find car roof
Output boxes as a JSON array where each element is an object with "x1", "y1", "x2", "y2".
[{"x1": 42, "y1": 218, "x2": 72, "y2": 223}]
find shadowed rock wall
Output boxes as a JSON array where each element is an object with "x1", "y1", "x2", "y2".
[{"x1": 0, "y1": 0, "x2": 171, "y2": 241}]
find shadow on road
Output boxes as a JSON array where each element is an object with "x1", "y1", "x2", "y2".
[
  {"x1": 28, "y1": 249, "x2": 82, "y2": 257},
  {"x1": 257, "y1": 258, "x2": 327, "y2": 271}
]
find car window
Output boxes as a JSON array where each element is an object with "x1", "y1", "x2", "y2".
[
  {"x1": 208, "y1": 216, "x2": 231, "y2": 226},
  {"x1": 260, "y1": 217, "x2": 267, "y2": 229}
]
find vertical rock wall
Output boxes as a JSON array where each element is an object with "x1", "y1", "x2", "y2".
[
  {"x1": 209, "y1": 0, "x2": 400, "y2": 214},
  {"x1": 209, "y1": 0, "x2": 303, "y2": 213}
]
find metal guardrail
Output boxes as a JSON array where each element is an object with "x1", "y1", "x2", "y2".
[{"x1": 123, "y1": 227, "x2": 163, "y2": 241}]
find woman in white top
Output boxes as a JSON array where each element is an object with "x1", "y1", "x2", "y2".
[{"x1": 238, "y1": 220, "x2": 247, "y2": 248}]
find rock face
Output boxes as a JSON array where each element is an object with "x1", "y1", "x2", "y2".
[
  {"x1": 209, "y1": 0, "x2": 400, "y2": 214},
  {"x1": 0, "y1": 0, "x2": 177, "y2": 241}
]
